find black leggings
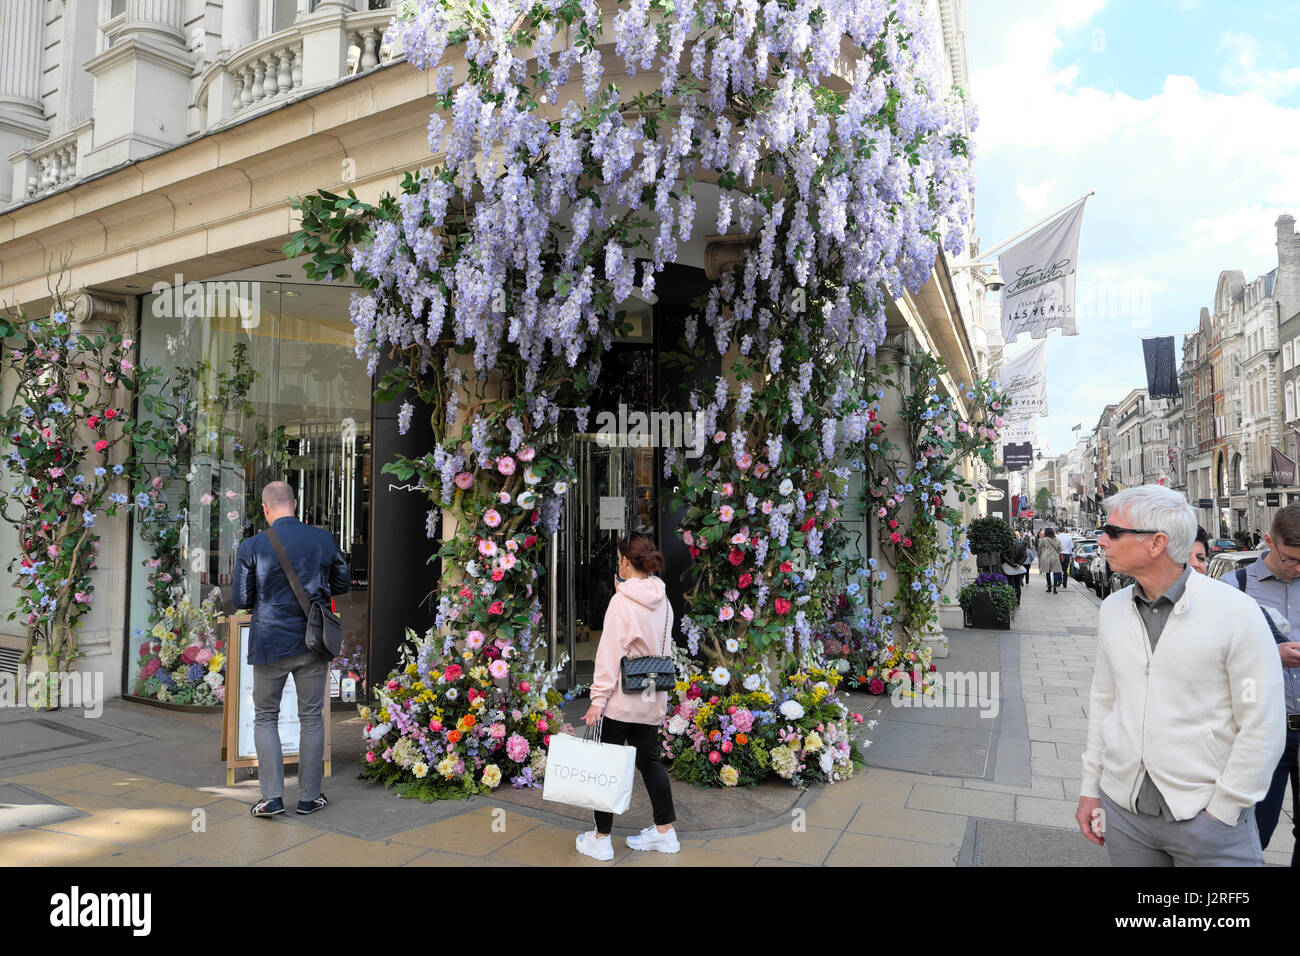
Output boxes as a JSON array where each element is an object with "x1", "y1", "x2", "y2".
[
  {"x1": 593, "y1": 716, "x2": 676, "y2": 835},
  {"x1": 1008, "y1": 571, "x2": 1023, "y2": 604}
]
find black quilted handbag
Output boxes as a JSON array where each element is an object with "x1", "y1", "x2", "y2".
[{"x1": 619, "y1": 601, "x2": 675, "y2": 692}]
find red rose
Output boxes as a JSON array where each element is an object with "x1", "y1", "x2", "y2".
[
  {"x1": 930, "y1": 664, "x2": 937, "y2": 672},
  {"x1": 689, "y1": 546, "x2": 701, "y2": 559},
  {"x1": 488, "y1": 600, "x2": 505, "y2": 614},
  {"x1": 491, "y1": 569, "x2": 504, "y2": 581},
  {"x1": 890, "y1": 532, "x2": 902, "y2": 544},
  {"x1": 805, "y1": 491, "x2": 814, "y2": 502},
  {"x1": 774, "y1": 597, "x2": 791, "y2": 615},
  {"x1": 459, "y1": 586, "x2": 473, "y2": 600},
  {"x1": 800, "y1": 516, "x2": 815, "y2": 532},
  {"x1": 530, "y1": 510, "x2": 540, "y2": 525},
  {"x1": 869, "y1": 678, "x2": 885, "y2": 694},
  {"x1": 94, "y1": 440, "x2": 109, "y2": 453},
  {"x1": 444, "y1": 664, "x2": 463, "y2": 680},
  {"x1": 872, "y1": 423, "x2": 883, "y2": 435},
  {"x1": 105, "y1": 409, "x2": 117, "y2": 419},
  {"x1": 868, "y1": 411, "x2": 876, "y2": 421},
  {"x1": 87, "y1": 415, "x2": 100, "y2": 428},
  {"x1": 780, "y1": 560, "x2": 792, "y2": 572},
  {"x1": 902, "y1": 538, "x2": 912, "y2": 548},
  {"x1": 728, "y1": 549, "x2": 744, "y2": 566},
  {"x1": 524, "y1": 534, "x2": 537, "y2": 549},
  {"x1": 888, "y1": 520, "x2": 898, "y2": 529},
  {"x1": 738, "y1": 573, "x2": 752, "y2": 589}
]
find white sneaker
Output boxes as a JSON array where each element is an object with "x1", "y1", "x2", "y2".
[
  {"x1": 576, "y1": 830, "x2": 614, "y2": 861},
  {"x1": 626, "y1": 826, "x2": 680, "y2": 853}
]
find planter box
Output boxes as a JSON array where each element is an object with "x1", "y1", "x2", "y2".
[{"x1": 965, "y1": 591, "x2": 1011, "y2": 630}]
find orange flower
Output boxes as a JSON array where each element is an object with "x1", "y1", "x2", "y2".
[
  {"x1": 736, "y1": 733, "x2": 749, "y2": 745},
  {"x1": 458, "y1": 714, "x2": 476, "y2": 731},
  {"x1": 709, "y1": 729, "x2": 722, "y2": 742},
  {"x1": 447, "y1": 729, "x2": 462, "y2": 744}
]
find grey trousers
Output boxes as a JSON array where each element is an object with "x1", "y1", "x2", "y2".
[
  {"x1": 252, "y1": 651, "x2": 328, "y2": 802},
  {"x1": 1099, "y1": 792, "x2": 1263, "y2": 866}
]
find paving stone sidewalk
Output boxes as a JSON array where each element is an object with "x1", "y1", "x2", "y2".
[{"x1": 1, "y1": 566, "x2": 1292, "y2": 866}]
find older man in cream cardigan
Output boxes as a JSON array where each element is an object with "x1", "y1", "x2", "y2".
[{"x1": 1076, "y1": 485, "x2": 1285, "y2": 865}]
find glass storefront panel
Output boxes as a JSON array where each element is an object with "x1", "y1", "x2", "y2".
[{"x1": 125, "y1": 281, "x2": 371, "y2": 705}]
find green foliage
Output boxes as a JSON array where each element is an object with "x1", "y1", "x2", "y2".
[{"x1": 966, "y1": 515, "x2": 1016, "y2": 557}]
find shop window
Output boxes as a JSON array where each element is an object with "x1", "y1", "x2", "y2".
[{"x1": 126, "y1": 281, "x2": 373, "y2": 707}]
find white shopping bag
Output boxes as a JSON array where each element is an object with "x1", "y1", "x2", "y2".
[{"x1": 542, "y1": 727, "x2": 637, "y2": 815}]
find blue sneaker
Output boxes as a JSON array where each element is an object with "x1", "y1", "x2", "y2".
[
  {"x1": 251, "y1": 797, "x2": 284, "y2": 818},
  {"x1": 297, "y1": 793, "x2": 328, "y2": 815}
]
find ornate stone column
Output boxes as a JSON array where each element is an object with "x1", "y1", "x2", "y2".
[
  {"x1": 221, "y1": 0, "x2": 259, "y2": 51},
  {"x1": 121, "y1": 0, "x2": 186, "y2": 45},
  {"x1": 0, "y1": 0, "x2": 47, "y2": 204}
]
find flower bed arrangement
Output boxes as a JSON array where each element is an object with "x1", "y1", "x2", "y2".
[
  {"x1": 358, "y1": 628, "x2": 577, "y2": 799},
  {"x1": 661, "y1": 664, "x2": 864, "y2": 788},
  {"x1": 289, "y1": 0, "x2": 980, "y2": 793},
  {"x1": 133, "y1": 590, "x2": 227, "y2": 705}
]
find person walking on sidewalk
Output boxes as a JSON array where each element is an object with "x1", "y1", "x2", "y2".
[
  {"x1": 1037, "y1": 528, "x2": 1063, "y2": 593},
  {"x1": 1057, "y1": 528, "x2": 1074, "y2": 589},
  {"x1": 577, "y1": 532, "x2": 678, "y2": 860},
  {"x1": 1002, "y1": 535, "x2": 1028, "y2": 606},
  {"x1": 1076, "y1": 485, "x2": 1285, "y2": 866},
  {"x1": 1225, "y1": 505, "x2": 1300, "y2": 867},
  {"x1": 233, "y1": 481, "x2": 351, "y2": 818},
  {"x1": 1021, "y1": 530, "x2": 1035, "y2": 579}
]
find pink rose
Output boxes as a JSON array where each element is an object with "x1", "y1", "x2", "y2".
[
  {"x1": 709, "y1": 751, "x2": 722, "y2": 764},
  {"x1": 366, "y1": 751, "x2": 377, "y2": 763},
  {"x1": 454, "y1": 472, "x2": 474, "y2": 489},
  {"x1": 506, "y1": 733, "x2": 530, "y2": 762},
  {"x1": 497, "y1": 456, "x2": 516, "y2": 476}
]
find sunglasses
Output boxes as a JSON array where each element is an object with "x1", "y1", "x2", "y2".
[{"x1": 1100, "y1": 523, "x2": 1161, "y2": 538}]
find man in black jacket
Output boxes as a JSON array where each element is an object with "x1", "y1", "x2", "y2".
[{"x1": 233, "y1": 481, "x2": 350, "y2": 818}]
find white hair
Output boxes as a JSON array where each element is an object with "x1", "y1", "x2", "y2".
[{"x1": 1102, "y1": 485, "x2": 1196, "y2": 564}]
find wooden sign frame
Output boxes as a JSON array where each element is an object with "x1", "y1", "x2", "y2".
[{"x1": 220, "y1": 615, "x2": 332, "y2": 787}]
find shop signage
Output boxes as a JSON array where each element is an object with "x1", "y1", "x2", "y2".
[
  {"x1": 1271, "y1": 447, "x2": 1296, "y2": 486},
  {"x1": 598, "y1": 496, "x2": 626, "y2": 531},
  {"x1": 1197, "y1": 499, "x2": 1213, "y2": 509},
  {"x1": 221, "y1": 616, "x2": 333, "y2": 787},
  {"x1": 1267, "y1": 492, "x2": 1281, "y2": 506}
]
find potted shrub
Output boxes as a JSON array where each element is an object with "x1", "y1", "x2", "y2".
[
  {"x1": 958, "y1": 572, "x2": 1018, "y2": 629},
  {"x1": 966, "y1": 516, "x2": 1016, "y2": 570}
]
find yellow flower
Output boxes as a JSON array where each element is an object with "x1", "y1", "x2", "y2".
[
  {"x1": 805, "y1": 731, "x2": 824, "y2": 752},
  {"x1": 405, "y1": 662, "x2": 419, "y2": 677},
  {"x1": 674, "y1": 680, "x2": 690, "y2": 696},
  {"x1": 379, "y1": 708, "x2": 390, "y2": 723},
  {"x1": 358, "y1": 706, "x2": 372, "y2": 722},
  {"x1": 411, "y1": 762, "x2": 429, "y2": 778},
  {"x1": 208, "y1": 653, "x2": 225, "y2": 673},
  {"x1": 719, "y1": 765, "x2": 739, "y2": 787},
  {"x1": 436, "y1": 755, "x2": 458, "y2": 779},
  {"x1": 481, "y1": 764, "x2": 502, "y2": 789}
]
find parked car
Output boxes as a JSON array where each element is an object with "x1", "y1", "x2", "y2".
[
  {"x1": 1070, "y1": 542, "x2": 1100, "y2": 584},
  {"x1": 1088, "y1": 548, "x2": 1135, "y2": 597},
  {"x1": 1209, "y1": 538, "x2": 1240, "y2": 554},
  {"x1": 1206, "y1": 550, "x2": 1263, "y2": 581}
]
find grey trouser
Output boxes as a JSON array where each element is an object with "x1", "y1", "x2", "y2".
[
  {"x1": 1099, "y1": 792, "x2": 1263, "y2": 866},
  {"x1": 253, "y1": 651, "x2": 328, "y2": 802}
]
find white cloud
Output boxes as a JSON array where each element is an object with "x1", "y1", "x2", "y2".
[
  {"x1": 1016, "y1": 179, "x2": 1057, "y2": 213},
  {"x1": 1217, "y1": 31, "x2": 1300, "y2": 99}
]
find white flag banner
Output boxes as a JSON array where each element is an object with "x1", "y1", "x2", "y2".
[
  {"x1": 1000, "y1": 414, "x2": 1037, "y2": 444},
  {"x1": 999, "y1": 200, "x2": 1087, "y2": 344},
  {"x1": 999, "y1": 339, "x2": 1049, "y2": 419}
]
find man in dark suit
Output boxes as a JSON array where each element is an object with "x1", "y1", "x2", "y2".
[{"x1": 233, "y1": 481, "x2": 350, "y2": 818}]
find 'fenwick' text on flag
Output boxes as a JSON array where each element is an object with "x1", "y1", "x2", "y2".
[
  {"x1": 1000, "y1": 200, "x2": 1088, "y2": 344},
  {"x1": 999, "y1": 339, "x2": 1049, "y2": 419},
  {"x1": 1142, "y1": 336, "x2": 1179, "y2": 399}
]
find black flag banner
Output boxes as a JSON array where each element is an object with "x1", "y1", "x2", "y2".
[
  {"x1": 1272, "y1": 447, "x2": 1296, "y2": 487},
  {"x1": 1142, "y1": 336, "x2": 1179, "y2": 399},
  {"x1": 1003, "y1": 442, "x2": 1033, "y2": 469}
]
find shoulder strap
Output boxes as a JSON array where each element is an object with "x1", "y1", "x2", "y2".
[
  {"x1": 266, "y1": 525, "x2": 312, "y2": 617},
  {"x1": 1235, "y1": 567, "x2": 1247, "y2": 592}
]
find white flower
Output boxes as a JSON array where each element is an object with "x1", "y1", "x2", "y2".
[
  {"x1": 554, "y1": 481, "x2": 568, "y2": 495},
  {"x1": 711, "y1": 666, "x2": 730, "y2": 686},
  {"x1": 725, "y1": 638, "x2": 739, "y2": 653},
  {"x1": 465, "y1": 560, "x2": 480, "y2": 578},
  {"x1": 834, "y1": 659, "x2": 850, "y2": 673},
  {"x1": 667, "y1": 715, "x2": 689, "y2": 735},
  {"x1": 779, "y1": 700, "x2": 805, "y2": 720},
  {"x1": 743, "y1": 674, "x2": 762, "y2": 692},
  {"x1": 819, "y1": 752, "x2": 834, "y2": 774},
  {"x1": 524, "y1": 466, "x2": 541, "y2": 485},
  {"x1": 367, "y1": 722, "x2": 391, "y2": 740},
  {"x1": 779, "y1": 478, "x2": 794, "y2": 496},
  {"x1": 516, "y1": 490, "x2": 536, "y2": 509}
]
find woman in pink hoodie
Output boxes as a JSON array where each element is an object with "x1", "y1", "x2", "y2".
[{"x1": 576, "y1": 532, "x2": 678, "y2": 860}]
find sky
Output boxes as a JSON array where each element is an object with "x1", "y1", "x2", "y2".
[{"x1": 966, "y1": 0, "x2": 1300, "y2": 459}]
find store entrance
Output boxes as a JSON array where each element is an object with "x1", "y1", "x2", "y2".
[{"x1": 547, "y1": 339, "x2": 658, "y2": 689}]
